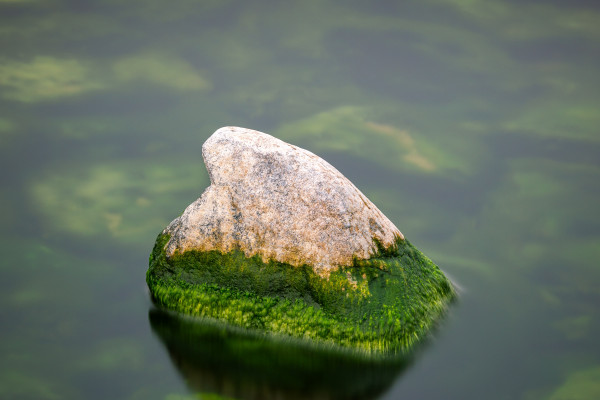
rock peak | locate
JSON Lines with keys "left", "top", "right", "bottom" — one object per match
{"left": 165, "top": 126, "right": 404, "bottom": 274}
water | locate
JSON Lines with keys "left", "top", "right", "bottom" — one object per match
{"left": 1, "top": 1, "right": 599, "bottom": 399}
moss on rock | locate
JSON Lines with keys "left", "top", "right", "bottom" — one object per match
{"left": 147, "top": 232, "right": 455, "bottom": 356}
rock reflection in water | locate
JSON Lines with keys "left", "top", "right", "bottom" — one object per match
{"left": 149, "top": 308, "right": 414, "bottom": 400}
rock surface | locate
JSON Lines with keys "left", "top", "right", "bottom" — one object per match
{"left": 164, "top": 126, "right": 404, "bottom": 274}
{"left": 147, "top": 126, "right": 455, "bottom": 356}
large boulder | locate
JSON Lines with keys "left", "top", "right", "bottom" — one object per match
{"left": 147, "top": 126, "right": 455, "bottom": 356}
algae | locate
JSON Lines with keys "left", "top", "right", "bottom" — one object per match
{"left": 548, "top": 366, "right": 600, "bottom": 400}
{"left": 147, "top": 232, "right": 455, "bottom": 356}
{"left": 275, "top": 106, "right": 487, "bottom": 177}
{"left": 0, "top": 56, "right": 104, "bottom": 103}
{"left": 30, "top": 157, "right": 207, "bottom": 247}
{"left": 112, "top": 52, "right": 211, "bottom": 92}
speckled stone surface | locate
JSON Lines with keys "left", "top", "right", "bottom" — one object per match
{"left": 164, "top": 126, "right": 404, "bottom": 275}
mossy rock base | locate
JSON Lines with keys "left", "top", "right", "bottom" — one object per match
{"left": 147, "top": 232, "right": 456, "bottom": 356}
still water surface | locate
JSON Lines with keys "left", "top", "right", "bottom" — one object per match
{"left": 1, "top": 1, "right": 599, "bottom": 399}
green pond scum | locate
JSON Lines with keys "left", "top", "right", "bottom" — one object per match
{"left": 147, "top": 232, "right": 456, "bottom": 356}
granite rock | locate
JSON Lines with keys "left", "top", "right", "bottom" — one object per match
{"left": 164, "top": 126, "right": 403, "bottom": 275}
{"left": 147, "top": 126, "right": 455, "bottom": 356}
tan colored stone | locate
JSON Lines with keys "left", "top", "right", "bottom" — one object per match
{"left": 164, "top": 126, "right": 404, "bottom": 275}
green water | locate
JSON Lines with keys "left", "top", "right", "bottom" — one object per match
{"left": 1, "top": 0, "right": 599, "bottom": 399}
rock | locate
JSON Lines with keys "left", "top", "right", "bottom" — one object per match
{"left": 165, "top": 126, "right": 403, "bottom": 276}
{"left": 147, "top": 126, "right": 455, "bottom": 356}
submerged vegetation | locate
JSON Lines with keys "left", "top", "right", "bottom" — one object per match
{"left": 147, "top": 232, "right": 455, "bottom": 356}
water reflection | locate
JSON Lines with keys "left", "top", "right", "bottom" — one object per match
{"left": 149, "top": 308, "right": 414, "bottom": 400}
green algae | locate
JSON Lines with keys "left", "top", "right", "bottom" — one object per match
{"left": 147, "top": 232, "right": 455, "bottom": 356}
{"left": 30, "top": 157, "right": 207, "bottom": 247}
{"left": 112, "top": 51, "right": 211, "bottom": 92}
{"left": 0, "top": 56, "right": 105, "bottom": 103}
{"left": 275, "top": 106, "right": 488, "bottom": 177}
{"left": 548, "top": 366, "right": 600, "bottom": 400}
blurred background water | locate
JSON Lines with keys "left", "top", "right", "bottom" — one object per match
{"left": 0, "top": 0, "right": 599, "bottom": 399}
